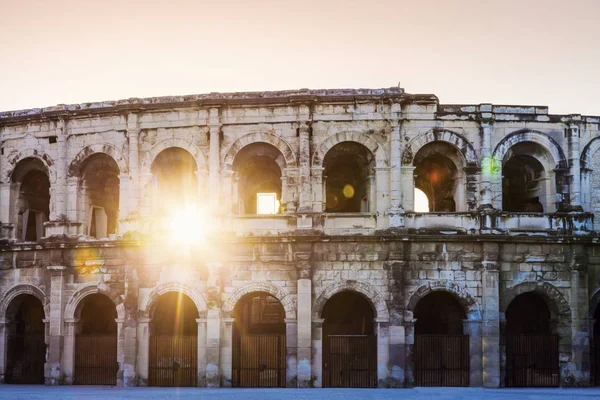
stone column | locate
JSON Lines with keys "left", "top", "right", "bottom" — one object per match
{"left": 311, "top": 318, "right": 324, "bottom": 387}
{"left": 219, "top": 317, "right": 233, "bottom": 387}
{"left": 482, "top": 243, "right": 500, "bottom": 387}
{"left": 0, "top": 321, "right": 7, "bottom": 383}
{"left": 401, "top": 166, "right": 415, "bottom": 212}
{"left": 570, "top": 248, "right": 590, "bottom": 385}
{"left": 311, "top": 167, "right": 325, "bottom": 213}
{"left": 388, "top": 316, "right": 405, "bottom": 387}
{"left": 136, "top": 317, "right": 151, "bottom": 386}
{"left": 285, "top": 319, "right": 298, "bottom": 387}
{"left": 205, "top": 308, "right": 221, "bottom": 387}
{"left": 127, "top": 114, "right": 140, "bottom": 209}
{"left": 375, "top": 318, "right": 390, "bottom": 387}
{"left": 404, "top": 314, "right": 415, "bottom": 387}
{"left": 298, "top": 123, "right": 311, "bottom": 212}
{"left": 297, "top": 266, "right": 312, "bottom": 387}
{"left": 53, "top": 118, "right": 68, "bottom": 221}
{"left": 464, "top": 317, "right": 483, "bottom": 387}
{"left": 62, "top": 318, "right": 79, "bottom": 385}
{"left": 46, "top": 265, "right": 66, "bottom": 385}
{"left": 209, "top": 108, "right": 221, "bottom": 212}
{"left": 196, "top": 318, "right": 207, "bottom": 387}
{"left": 375, "top": 167, "right": 388, "bottom": 229}
{"left": 567, "top": 119, "right": 583, "bottom": 210}
{"left": 479, "top": 114, "right": 494, "bottom": 209}
{"left": 66, "top": 177, "right": 79, "bottom": 225}
{"left": 115, "top": 318, "right": 125, "bottom": 386}
{"left": 388, "top": 120, "right": 404, "bottom": 227}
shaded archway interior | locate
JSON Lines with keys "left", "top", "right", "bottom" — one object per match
{"left": 323, "top": 142, "right": 374, "bottom": 213}
{"left": 11, "top": 158, "right": 50, "bottom": 241}
{"left": 414, "top": 291, "right": 466, "bottom": 335}
{"left": 502, "top": 142, "right": 551, "bottom": 212}
{"left": 321, "top": 291, "right": 377, "bottom": 388}
{"left": 151, "top": 148, "right": 198, "bottom": 213}
{"left": 413, "top": 142, "right": 462, "bottom": 212}
{"left": 151, "top": 292, "right": 199, "bottom": 336}
{"left": 505, "top": 292, "right": 551, "bottom": 335}
{"left": 79, "top": 154, "right": 120, "bottom": 238}
{"left": 593, "top": 303, "right": 600, "bottom": 386}
{"left": 232, "top": 143, "right": 283, "bottom": 214}
{"left": 232, "top": 292, "right": 286, "bottom": 387}
{"left": 4, "top": 294, "right": 45, "bottom": 384}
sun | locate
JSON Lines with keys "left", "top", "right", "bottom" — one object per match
{"left": 166, "top": 204, "right": 212, "bottom": 245}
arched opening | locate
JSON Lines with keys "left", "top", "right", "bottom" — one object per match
{"left": 413, "top": 142, "right": 464, "bottom": 212}
{"left": 323, "top": 142, "right": 374, "bottom": 213}
{"left": 502, "top": 142, "right": 554, "bottom": 212}
{"left": 232, "top": 292, "right": 286, "bottom": 387}
{"left": 74, "top": 293, "right": 117, "bottom": 385}
{"left": 4, "top": 294, "right": 45, "bottom": 384}
{"left": 149, "top": 292, "right": 198, "bottom": 387}
{"left": 151, "top": 148, "right": 198, "bottom": 215}
{"left": 505, "top": 292, "right": 558, "bottom": 387}
{"left": 322, "top": 291, "right": 376, "bottom": 387}
{"left": 232, "top": 143, "right": 283, "bottom": 215}
{"left": 78, "top": 154, "right": 120, "bottom": 238}
{"left": 413, "top": 291, "right": 469, "bottom": 387}
{"left": 11, "top": 158, "right": 50, "bottom": 241}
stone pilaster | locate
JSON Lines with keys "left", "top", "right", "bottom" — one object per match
{"left": 567, "top": 118, "right": 583, "bottom": 211}
{"left": 478, "top": 107, "right": 494, "bottom": 209}
{"left": 570, "top": 245, "right": 590, "bottom": 385}
{"left": 400, "top": 166, "right": 415, "bottom": 212}
{"left": 0, "top": 321, "right": 8, "bottom": 383}
{"left": 297, "top": 261, "right": 312, "bottom": 387}
{"left": 219, "top": 317, "right": 233, "bottom": 387}
{"left": 375, "top": 318, "right": 390, "bottom": 387}
{"left": 46, "top": 265, "right": 66, "bottom": 385}
{"left": 136, "top": 317, "right": 150, "bottom": 386}
{"left": 285, "top": 318, "right": 298, "bottom": 387}
{"left": 62, "top": 318, "right": 78, "bottom": 385}
{"left": 464, "top": 318, "right": 483, "bottom": 387}
{"left": 298, "top": 122, "right": 311, "bottom": 213}
{"left": 311, "top": 318, "right": 324, "bottom": 387}
{"left": 388, "top": 120, "right": 404, "bottom": 227}
{"left": 403, "top": 314, "right": 415, "bottom": 387}
{"left": 482, "top": 243, "right": 500, "bottom": 387}
{"left": 196, "top": 318, "right": 207, "bottom": 387}
{"left": 209, "top": 108, "right": 221, "bottom": 212}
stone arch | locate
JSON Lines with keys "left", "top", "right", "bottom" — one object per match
{"left": 590, "top": 288, "right": 600, "bottom": 318}
{"left": 312, "top": 131, "right": 387, "bottom": 168}
{"left": 500, "top": 281, "right": 570, "bottom": 318}
{"left": 68, "top": 144, "right": 128, "bottom": 177}
{"left": 222, "top": 281, "right": 295, "bottom": 320}
{"left": 0, "top": 284, "right": 48, "bottom": 321}
{"left": 406, "top": 281, "right": 481, "bottom": 319}
{"left": 140, "top": 281, "right": 207, "bottom": 318}
{"left": 144, "top": 138, "right": 208, "bottom": 172}
{"left": 401, "top": 129, "right": 478, "bottom": 167}
{"left": 581, "top": 136, "right": 600, "bottom": 170}
{"left": 312, "top": 280, "right": 389, "bottom": 321}
{"left": 492, "top": 129, "right": 567, "bottom": 169}
{"left": 223, "top": 131, "right": 297, "bottom": 171}
{"left": 64, "top": 284, "right": 125, "bottom": 321}
{"left": 5, "top": 149, "right": 55, "bottom": 183}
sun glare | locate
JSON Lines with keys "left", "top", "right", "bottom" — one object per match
{"left": 414, "top": 188, "right": 430, "bottom": 212}
{"left": 257, "top": 193, "right": 279, "bottom": 215}
{"left": 167, "top": 205, "right": 211, "bottom": 245}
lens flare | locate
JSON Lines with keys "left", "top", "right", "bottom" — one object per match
{"left": 342, "top": 184, "right": 355, "bottom": 199}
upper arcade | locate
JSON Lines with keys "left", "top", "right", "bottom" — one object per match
{"left": 0, "top": 87, "right": 599, "bottom": 243}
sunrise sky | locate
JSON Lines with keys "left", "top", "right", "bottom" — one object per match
{"left": 1, "top": 0, "right": 598, "bottom": 115}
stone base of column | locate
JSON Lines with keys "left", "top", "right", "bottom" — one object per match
{"left": 43, "top": 221, "right": 84, "bottom": 237}
{"left": 44, "top": 362, "right": 61, "bottom": 386}
{"left": 388, "top": 208, "right": 405, "bottom": 228}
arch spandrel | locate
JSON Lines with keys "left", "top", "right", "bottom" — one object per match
{"left": 312, "top": 280, "right": 389, "bottom": 321}
{"left": 223, "top": 132, "right": 297, "bottom": 171}
{"left": 406, "top": 281, "right": 481, "bottom": 320}
{"left": 68, "top": 144, "right": 128, "bottom": 177}
{"left": 402, "top": 129, "right": 478, "bottom": 167}
{"left": 140, "top": 281, "right": 207, "bottom": 318}
{"left": 222, "top": 281, "right": 295, "bottom": 320}
{"left": 64, "top": 283, "right": 125, "bottom": 321}
{"left": 312, "top": 132, "right": 387, "bottom": 168}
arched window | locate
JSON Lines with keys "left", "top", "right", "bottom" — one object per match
{"left": 11, "top": 158, "right": 50, "bottom": 241}
{"left": 232, "top": 143, "right": 283, "bottom": 215}
{"left": 413, "top": 142, "right": 465, "bottom": 212}
{"left": 323, "top": 142, "right": 374, "bottom": 213}
{"left": 151, "top": 148, "right": 198, "bottom": 214}
{"left": 78, "top": 154, "right": 120, "bottom": 238}
{"left": 502, "top": 142, "right": 552, "bottom": 212}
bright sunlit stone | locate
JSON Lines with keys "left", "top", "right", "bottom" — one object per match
{"left": 167, "top": 205, "right": 210, "bottom": 244}
{"left": 414, "top": 188, "right": 430, "bottom": 212}
{"left": 257, "top": 193, "right": 279, "bottom": 214}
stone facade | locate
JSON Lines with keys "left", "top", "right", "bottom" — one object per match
{"left": 0, "top": 87, "right": 599, "bottom": 388}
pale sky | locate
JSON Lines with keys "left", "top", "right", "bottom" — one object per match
{"left": 1, "top": 0, "right": 599, "bottom": 115}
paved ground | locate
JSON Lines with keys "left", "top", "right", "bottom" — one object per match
{"left": 2, "top": 386, "right": 600, "bottom": 400}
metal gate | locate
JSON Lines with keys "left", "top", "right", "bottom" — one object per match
{"left": 232, "top": 334, "right": 285, "bottom": 387}
{"left": 506, "top": 334, "right": 559, "bottom": 387}
{"left": 414, "top": 335, "right": 470, "bottom": 387}
{"left": 323, "top": 335, "right": 377, "bottom": 388}
{"left": 74, "top": 335, "right": 117, "bottom": 385}
{"left": 5, "top": 334, "right": 45, "bottom": 384}
{"left": 149, "top": 335, "right": 197, "bottom": 387}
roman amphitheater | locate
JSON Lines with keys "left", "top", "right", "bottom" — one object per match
{"left": 0, "top": 87, "right": 599, "bottom": 389}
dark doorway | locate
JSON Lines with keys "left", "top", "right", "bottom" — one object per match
{"left": 594, "top": 304, "right": 600, "bottom": 386}
{"left": 149, "top": 292, "right": 198, "bottom": 387}
{"left": 74, "top": 293, "right": 118, "bottom": 385}
{"left": 414, "top": 291, "right": 469, "bottom": 387}
{"left": 505, "top": 292, "right": 559, "bottom": 387}
{"left": 232, "top": 292, "right": 286, "bottom": 387}
{"left": 322, "top": 291, "right": 376, "bottom": 388}
{"left": 5, "top": 294, "right": 46, "bottom": 384}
